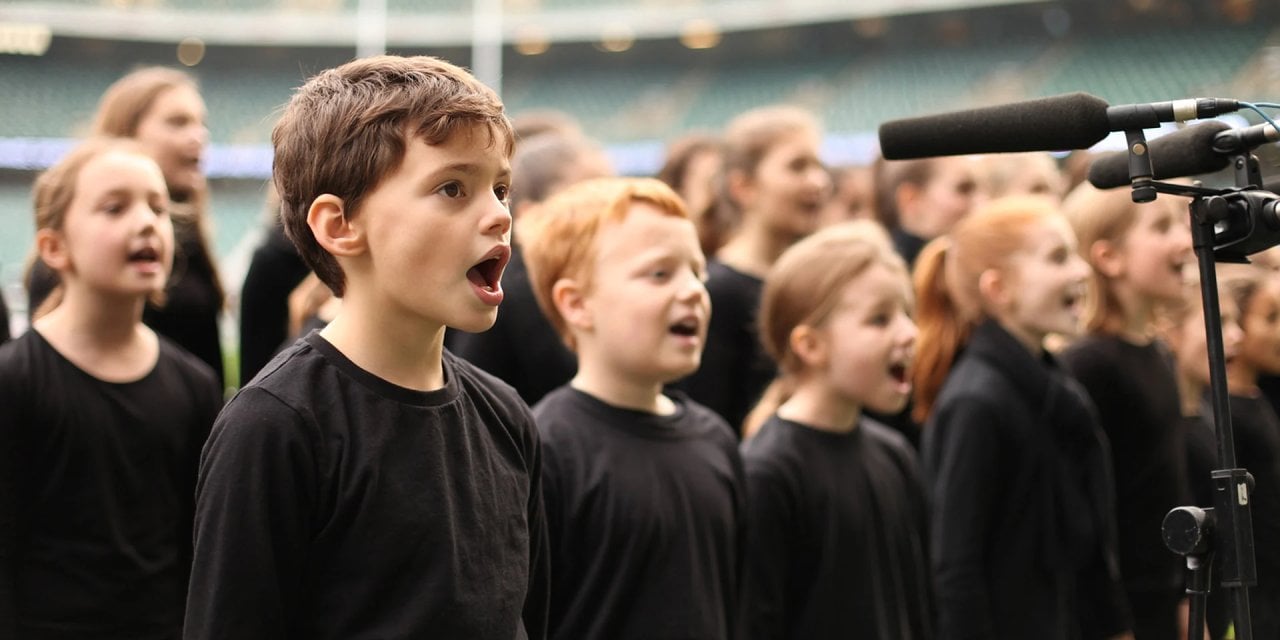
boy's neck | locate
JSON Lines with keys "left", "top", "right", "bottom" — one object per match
{"left": 717, "top": 220, "right": 792, "bottom": 278}
{"left": 34, "top": 289, "right": 157, "bottom": 382}
{"left": 319, "top": 301, "right": 447, "bottom": 392}
{"left": 777, "top": 381, "right": 861, "bottom": 434}
{"left": 569, "top": 367, "right": 674, "bottom": 416}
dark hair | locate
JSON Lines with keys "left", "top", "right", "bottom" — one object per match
{"left": 272, "top": 55, "right": 514, "bottom": 296}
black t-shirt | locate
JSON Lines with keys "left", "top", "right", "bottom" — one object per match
{"left": 0, "top": 330, "right": 221, "bottom": 640}
{"left": 533, "top": 386, "right": 744, "bottom": 640}
{"left": 185, "top": 332, "right": 549, "bottom": 640}
{"left": 1227, "top": 393, "right": 1280, "bottom": 577}
{"left": 1061, "top": 335, "right": 1189, "bottom": 594}
{"left": 741, "top": 415, "right": 934, "bottom": 640}
{"left": 671, "top": 259, "right": 774, "bottom": 436}
{"left": 237, "top": 222, "right": 310, "bottom": 385}
{"left": 448, "top": 245, "right": 576, "bottom": 408}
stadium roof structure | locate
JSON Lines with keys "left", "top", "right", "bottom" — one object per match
{"left": 4, "top": 0, "right": 1044, "bottom": 47}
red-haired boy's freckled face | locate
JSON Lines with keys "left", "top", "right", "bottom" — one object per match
{"left": 355, "top": 126, "right": 513, "bottom": 333}
{"left": 134, "top": 85, "right": 208, "bottom": 197}
{"left": 59, "top": 151, "right": 174, "bottom": 299}
{"left": 579, "top": 202, "right": 710, "bottom": 387}
{"left": 812, "top": 264, "right": 917, "bottom": 415}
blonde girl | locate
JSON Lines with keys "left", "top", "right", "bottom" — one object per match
{"left": 914, "top": 196, "right": 1132, "bottom": 640}
{"left": 0, "top": 138, "right": 221, "bottom": 637}
{"left": 741, "top": 220, "right": 932, "bottom": 640}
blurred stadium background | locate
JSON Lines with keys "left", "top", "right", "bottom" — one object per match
{"left": 1, "top": 0, "right": 1278, "bottom": 338}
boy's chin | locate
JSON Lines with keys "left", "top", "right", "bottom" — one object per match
{"left": 450, "top": 313, "right": 499, "bottom": 334}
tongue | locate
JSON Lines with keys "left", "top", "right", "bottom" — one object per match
{"left": 467, "top": 265, "right": 488, "bottom": 289}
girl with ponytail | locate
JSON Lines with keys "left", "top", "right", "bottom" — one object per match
{"left": 740, "top": 220, "right": 932, "bottom": 639}
{"left": 915, "top": 196, "right": 1133, "bottom": 640}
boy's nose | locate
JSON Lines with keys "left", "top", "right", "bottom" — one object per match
{"left": 483, "top": 199, "right": 513, "bottom": 238}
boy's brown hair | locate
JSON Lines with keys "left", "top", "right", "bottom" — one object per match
{"left": 519, "top": 177, "right": 689, "bottom": 351}
{"left": 272, "top": 55, "right": 514, "bottom": 296}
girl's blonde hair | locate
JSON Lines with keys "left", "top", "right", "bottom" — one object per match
{"left": 912, "top": 195, "right": 1063, "bottom": 423}
{"left": 742, "top": 220, "right": 906, "bottom": 437}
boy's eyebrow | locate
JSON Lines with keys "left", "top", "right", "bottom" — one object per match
{"left": 429, "top": 162, "right": 512, "bottom": 179}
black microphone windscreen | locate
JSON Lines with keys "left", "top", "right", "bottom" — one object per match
{"left": 878, "top": 92, "right": 1111, "bottom": 160}
{"left": 1087, "top": 121, "right": 1233, "bottom": 189}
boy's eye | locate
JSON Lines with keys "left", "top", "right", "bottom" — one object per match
{"left": 439, "top": 182, "right": 463, "bottom": 198}
{"left": 494, "top": 184, "right": 510, "bottom": 203}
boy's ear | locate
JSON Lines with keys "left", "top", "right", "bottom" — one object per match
{"left": 788, "top": 324, "right": 827, "bottom": 369}
{"left": 552, "top": 278, "right": 592, "bottom": 333}
{"left": 35, "top": 228, "right": 71, "bottom": 273}
{"left": 308, "top": 194, "right": 365, "bottom": 257}
{"left": 1090, "top": 238, "right": 1125, "bottom": 279}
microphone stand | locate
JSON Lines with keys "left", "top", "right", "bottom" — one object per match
{"left": 1125, "top": 130, "right": 1262, "bottom": 640}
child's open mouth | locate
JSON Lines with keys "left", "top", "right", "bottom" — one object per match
{"left": 467, "top": 246, "right": 510, "bottom": 305}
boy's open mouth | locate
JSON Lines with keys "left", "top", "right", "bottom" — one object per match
{"left": 467, "top": 247, "right": 510, "bottom": 293}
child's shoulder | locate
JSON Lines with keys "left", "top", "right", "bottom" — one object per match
{"left": 443, "top": 349, "right": 531, "bottom": 422}
{"left": 860, "top": 418, "right": 921, "bottom": 468}
{"left": 155, "top": 333, "right": 220, "bottom": 390}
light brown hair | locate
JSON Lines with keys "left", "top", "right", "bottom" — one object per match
{"left": 272, "top": 55, "right": 514, "bottom": 296}
{"left": 711, "top": 105, "right": 821, "bottom": 244}
{"left": 743, "top": 220, "right": 907, "bottom": 437}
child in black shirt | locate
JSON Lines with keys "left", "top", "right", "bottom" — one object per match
{"left": 1219, "top": 266, "right": 1280, "bottom": 638}
{"left": 740, "top": 221, "right": 933, "bottom": 640}
{"left": 915, "top": 196, "right": 1132, "bottom": 640}
{"left": 520, "top": 177, "right": 745, "bottom": 640}
{"left": 185, "top": 56, "right": 548, "bottom": 640}
{"left": 0, "top": 138, "right": 221, "bottom": 638}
